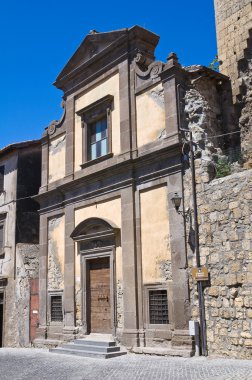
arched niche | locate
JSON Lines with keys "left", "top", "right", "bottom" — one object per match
{"left": 70, "top": 217, "right": 120, "bottom": 253}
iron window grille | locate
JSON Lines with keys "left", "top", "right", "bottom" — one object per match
{"left": 50, "top": 295, "right": 63, "bottom": 322}
{"left": 149, "top": 289, "right": 169, "bottom": 324}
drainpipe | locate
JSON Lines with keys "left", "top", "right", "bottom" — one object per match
{"left": 189, "top": 130, "right": 208, "bottom": 356}
{"left": 177, "top": 82, "right": 207, "bottom": 356}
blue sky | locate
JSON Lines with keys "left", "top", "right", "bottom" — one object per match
{"left": 0, "top": 0, "right": 217, "bottom": 148}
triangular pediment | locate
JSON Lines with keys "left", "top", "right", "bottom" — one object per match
{"left": 55, "top": 29, "right": 128, "bottom": 85}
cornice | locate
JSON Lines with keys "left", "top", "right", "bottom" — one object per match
{"left": 35, "top": 141, "right": 182, "bottom": 213}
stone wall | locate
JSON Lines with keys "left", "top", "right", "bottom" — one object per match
{"left": 188, "top": 169, "right": 252, "bottom": 358}
{"left": 4, "top": 243, "right": 39, "bottom": 347}
{"left": 214, "top": 0, "right": 252, "bottom": 166}
{"left": 214, "top": 0, "right": 252, "bottom": 98}
{"left": 182, "top": 66, "right": 252, "bottom": 358}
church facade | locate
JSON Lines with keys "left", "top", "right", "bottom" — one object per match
{"left": 34, "top": 26, "right": 233, "bottom": 352}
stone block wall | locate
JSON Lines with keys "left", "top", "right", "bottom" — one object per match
{"left": 214, "top": 0, "right": 252, "bottom": 166}
{"left": 188, "top": 168, "right": 252, "bottom": 358}
{"left": 214, "top": 0, "right": 252, "bottom": 98}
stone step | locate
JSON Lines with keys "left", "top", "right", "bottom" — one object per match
{"left": 50, "top": 335, "right": 127, "bottom": 359}
{"left": 61, "top": 343, "right": 120, "bottom": 353}
{"left": 50, "top": 347, "right": 127, "bottom": 359}
{"left": 74, "top": 339, "right": 116, "bottom": 347}
{"left": 132, "top": 346, "right": 193, "bottom": 358}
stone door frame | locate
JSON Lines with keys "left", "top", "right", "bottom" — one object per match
{"left": 80, "top": 247, "right": 116, "bottom": 336}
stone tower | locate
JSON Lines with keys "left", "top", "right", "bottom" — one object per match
{"left": 214, "top": 0, "right": 252, "bottom": 99}
{"left": 214, "top": 0, "right": 252, "bottom": 166}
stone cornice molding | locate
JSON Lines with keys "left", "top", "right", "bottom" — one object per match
{"left": 133, "top": 51, "right": 164, "bottom": 80}
{"left": 44, "top": 101, "right": 66, "bottom": 137}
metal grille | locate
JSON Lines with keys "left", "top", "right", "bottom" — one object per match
{"left": 51, "top": 295, "right": 63, "bottom": 322}
{"left": 149, "top": 290, "right": 168, "bottom": 324}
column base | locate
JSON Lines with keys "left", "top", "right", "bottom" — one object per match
{"left": 171, "top": 329, "right": 194, "bottom": 348}
{"left": 119, "top": 329, "right": 141, "bottom": 348}
{"left": 35, "top": 325, "right": 47, "bottom": 340}
{"left": 63, "top": 326, "right": 79, "bottom": 342}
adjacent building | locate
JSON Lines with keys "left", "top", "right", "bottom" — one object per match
{"left": 0, "top": 141, "right": 41, "bottom": 347}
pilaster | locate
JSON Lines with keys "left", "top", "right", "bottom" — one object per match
{"left": 121, "top": 186, "right": 139, "bottom": 347}
{"left": 65, "top": 96, "right": 75, "bottom": 180}
{"left": 119, "top": 61, "right": 132, "bottom": 157}
{"left": 160, "top": 53, "right": 186, "bottom": 146}
{"left": 167, "top": 168, "right": 192, "bottom": 347}
{"left": 37, "top": 214, "right": 48, "bottom": 338}
{"left": 63, "top": 205, "right": 76, "bottom": 340}
{"left": 40, "top": 138, "right": 48, "bottom": 193}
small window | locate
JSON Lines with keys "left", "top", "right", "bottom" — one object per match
{"left": 50, "top": 295, "right": 63, "bottom": 322}
{"left": 0, "top": 166, "right": 4, "bottom": 193}
{"left": 149, "top": 289, "right": 168, "bottom": 324}
{"left": 0, "top": 225, "right": 3, "bottom": 252}
{"left": 0, "top": 216, "right": 6, "bottom": 258}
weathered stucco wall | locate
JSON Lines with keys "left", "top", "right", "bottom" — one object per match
{"left": 75, "top": 73, "right": 120, "bottom": 171}
{"left": 3, "top": 244, "right": 39, "bottom": 347}
{"left": 48, "top": 134, "right": 66, "bottom": 183}
{"left": 188, "top": 169, "right": 252, "bottom": 358}
{"left": 140, "top": 185, "right": 171, "bottom": 284}
{"left": 136, "top": 83, "right": 165, "bottom": 147}
{"left": 74, "top": 197, "right": 122, "bottom": 326}
{"left": 0, "top": 153, "right": 17, "bottom": 347}
{"left": 15, "top": 243, "right": 39, "bottom": 347}
{"left": 0, "top": 152, "right": 18, "bottom": 207}
{"left": 47, "top": 215, "right": 65, "bottom": 291}
{"left": 0, "top": 211, "right": 16, "bottom": 278}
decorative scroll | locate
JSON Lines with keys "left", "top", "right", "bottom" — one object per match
{"left": 47, "top": 100, "right": 66, "bottom": 136}
{"left": 133, "top": 52, "right": 164, "bottom": 80}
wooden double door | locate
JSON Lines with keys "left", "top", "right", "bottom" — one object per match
{"left": 86, "top": 257, "right": 112, "bottom": 334}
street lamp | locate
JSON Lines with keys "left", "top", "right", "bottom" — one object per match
{"left": 171, "top": 192, "right": 191, "bottom": 220}
{"left": 171, "top": 192, "right": 182, "bottom": 211}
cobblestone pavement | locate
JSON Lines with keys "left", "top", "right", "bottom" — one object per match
{"left": 0, "top": 348, "right": 252, "bottom": 380}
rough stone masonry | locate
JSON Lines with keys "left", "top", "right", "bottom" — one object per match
{"left": 188, "top": 167, "right": 252, "bottom": 358}
{"left": 214, "top": 0, "right": 252, "bottom": 166}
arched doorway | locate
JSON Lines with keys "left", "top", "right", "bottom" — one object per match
{"left": 71, "top": 218, "right": 120, "bottom": 335}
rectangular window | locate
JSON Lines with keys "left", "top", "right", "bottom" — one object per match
{"left": 50, "top": 295, "right": 63, "bottom": 322}
{"left": 77, "top": 95, "right": 113, "bottom": 166}
{"left": 0, "top": 166, "right": 4, "bottom": 193}
{"left": 149, "top": 289, "right": 168, "bottom": 324}
{"left": 89, "top": 117, "right": 108, "bottom": 160}
{"left": 0, "top": 226, "right": 3, "bottom": 252}
{"left": 0, "top": 215, "right": 6, "bottom": 258}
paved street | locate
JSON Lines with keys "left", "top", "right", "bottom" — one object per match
{"left": 0, "top": 348, "right": 252, "bottom": 380}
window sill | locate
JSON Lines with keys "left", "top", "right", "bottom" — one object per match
{"left": 48, "top": 321, "right": 63, "bottom": 326}
{"left": 80, "top": 153, "right": 114, "bottom": 169}
{"left": 145, "top": 323, "right": 171, "bottom": 329}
